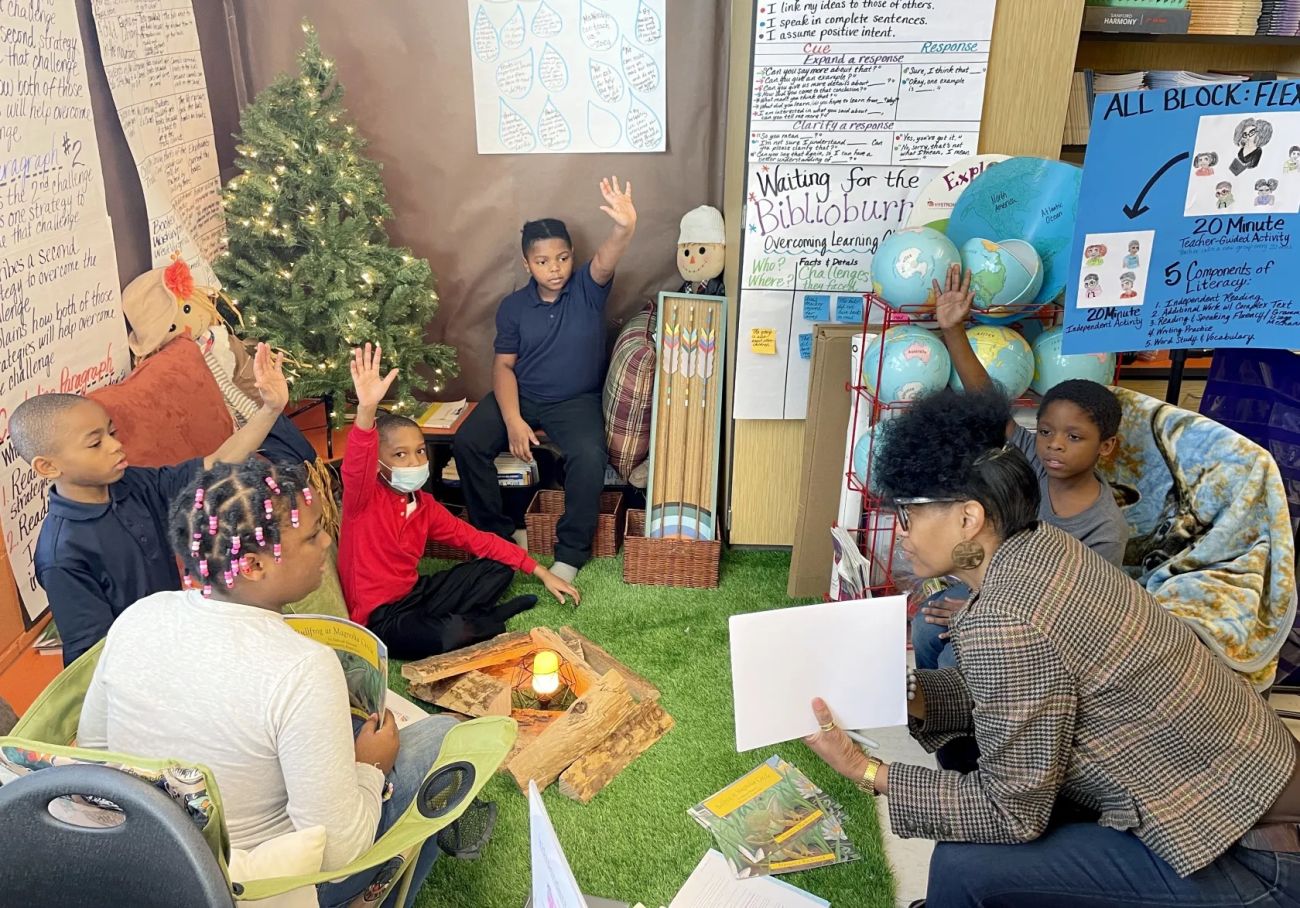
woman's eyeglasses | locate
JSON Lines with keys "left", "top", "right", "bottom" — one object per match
{"left": 892, "top": 497, "right": 962, "bottom": 532}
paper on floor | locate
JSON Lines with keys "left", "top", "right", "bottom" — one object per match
{"left": 669, "top": 850, "right": 829, "bottom": 907}
{"left": 729, "top": 597, "right": 907, "bottom": 752}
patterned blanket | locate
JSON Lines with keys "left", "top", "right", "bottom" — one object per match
{"left": 1102, "top": 388, "right": 1297, "bottom": 690}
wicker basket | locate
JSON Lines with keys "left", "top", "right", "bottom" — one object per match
{"left": 525, "top": 490, "right": 625, "bottom": 558}
{"left": 622, "top": 509, "right": 721, "bottom": 588}
{"left": 423, "top": 505, "right": 470, "bottom": 562}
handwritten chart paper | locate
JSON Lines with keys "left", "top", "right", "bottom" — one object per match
{"left": 0, "top": 0, "right": 129, "bottom": 623}
{"left": 749, "top": 0, "right": 996, "bottom": 166}
{"left": 92, "top": 0, "right": 224, "bottom": 286}
{"left": 734, "top": 164, "right": 925, "bottom": 419}
{"left": 734, "top": 0, "right": 997, "bottom": 420}
{"left": 467, "top": 0, "right": 667, "bottom": 154}
{"left": 1063, "top": 81, "right": 1300, "bottom": 354}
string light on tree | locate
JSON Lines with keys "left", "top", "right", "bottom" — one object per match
{"left": 215, "top": 19, "right": 456, "bottom": 423}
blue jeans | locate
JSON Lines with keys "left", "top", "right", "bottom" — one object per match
{"left": 927, "top": 822, "right": 1300, "bottom": 907}
{"left": 317, "top": 714, "right": 460, "bottom": 908}
{"left": 912, "top": 583, "right": 968, "bottom": 670}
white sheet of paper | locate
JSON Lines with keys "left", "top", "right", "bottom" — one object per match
{"left": 530, "top": 780, "right": 588, "bottom": 908}
{"left": 729, "top": 597, "right": 908, "bottom": 752}
{"left": 669, "top": 850, "right": 829, "bottom": 908}
{"left": 385, "top": 689, "right": 427, "bottom": 729}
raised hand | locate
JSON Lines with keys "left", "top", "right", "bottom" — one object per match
{"left": 598, "top": 176, "right": 636, "bottom": 230}
{"left": 252, "top": 342, "right": 290, "bottom": 412}
{"left": 933, "top": 262, "right": 973, "bottom": 332}
{"left": 350, "top": 343, "right": 399, "bottom": 409}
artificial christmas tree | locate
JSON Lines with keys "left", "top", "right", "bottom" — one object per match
{"left": 216, "top": 21, "right": 455, "bottom": 421}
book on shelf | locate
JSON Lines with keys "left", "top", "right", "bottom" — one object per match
{"left": 1082, "top": 5, "right": 1191, "bottom": 34}
{"left": 440, "top": 454, "right": 538, "bottom": 487}
{"left": 1063, "top": 69, "right": 1250, "bottom": 146}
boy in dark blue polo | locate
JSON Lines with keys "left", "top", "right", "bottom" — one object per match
{"left": 9, "top": 343, "right": 291, "bottom": 665}
{"left": 454, "top": 177, "right": 637, "bottom": 583}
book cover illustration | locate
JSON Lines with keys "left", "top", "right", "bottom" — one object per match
{"left": 688, "top": 755, "right": 859, "bottom": 878}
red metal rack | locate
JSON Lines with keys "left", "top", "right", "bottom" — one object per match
{"left": 838, "top": 292, "right": 1067, "bottom": 598}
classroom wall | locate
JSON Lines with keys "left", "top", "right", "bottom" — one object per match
{"left": 229, "top": 0, "right": 731, "bottom": 399}
{"left": 0, "top": 1, "right": 244, "bottom": 663}
{"left": 724, "top": 0, "right": 1088, "bottom": 545}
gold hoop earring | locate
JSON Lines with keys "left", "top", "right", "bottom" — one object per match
{"left": 952, "top": 540, "right": 985, "bottom": 570}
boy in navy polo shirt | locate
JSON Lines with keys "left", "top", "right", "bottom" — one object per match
{"left": 454, "top": 176, "right": 637, "bottom": 582}
{"left": 9, "top": 343, "right": 291, "bottom": 665}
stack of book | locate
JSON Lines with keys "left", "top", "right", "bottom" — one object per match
{"left": 1083, "top": 4, "right": 1192, "bottom": 34}
{"left": 1063, "top": 70, "right": 1147, "bottom": 145}
{"left": 1257, "top": 0, "right": 1300, "bottom": 35}
{"left": 440, "top": 454, "right": 538, "bottom": 487}
{"left": 1188, "top": 0, "right": 1263, "bottom": 34}
{"left": 1064, "top": 70, "right": 1265, "bottom": 146}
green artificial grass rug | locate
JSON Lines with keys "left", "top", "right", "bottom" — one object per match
{"left": 389, "top": 551, "right": 896, "bottom": 908}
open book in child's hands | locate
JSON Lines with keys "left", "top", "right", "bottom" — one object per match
{"left": 284, "top": 614, "right": 389, "bottom": 726}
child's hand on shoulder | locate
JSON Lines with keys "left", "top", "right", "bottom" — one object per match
{"left": 599, "top": 175, "right": 636, "bottom": 231}
{"left": 535, "top": 565, "right": 581, "bottom": 607}
{"left": 932, "top": 263, "right": 973, "bottom": 332}
{"left": 350, "top": 343, "right": 399, "bottom": 409}
{"left": 253, "top": 342, "right": 290, "bottom": 412}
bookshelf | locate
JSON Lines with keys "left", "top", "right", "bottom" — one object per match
{"left": 1082, "top": 32, "right": 1300, "bottom": 47}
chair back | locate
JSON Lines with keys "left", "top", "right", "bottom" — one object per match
{"left": 0, "top": 763, "right": 232, "bottom": 907}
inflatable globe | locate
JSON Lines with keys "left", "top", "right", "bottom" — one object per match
{"left": 861, "top": 326, "right": 951, "bottom": 403}
{"left": 959, "top": 238, "right": 1045, "bottom": 324}
{"left": 852, "top": 424, "right": 883, "bottom": 492}
{"left": 871, "top": 227, "right": 961, "bottom": 309}
{"left": 1030, "top": 327, "right": 1117, "bottom": 395}
{"left": 949, "top": 325, "right": 1034, "bottom": 400}
{"left": 947, "top": 157, "right": 1082, "bottom": 305}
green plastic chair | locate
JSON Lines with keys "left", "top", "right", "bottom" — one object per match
{"left": 2, "top": 640, "right": 517, "bottom": 904}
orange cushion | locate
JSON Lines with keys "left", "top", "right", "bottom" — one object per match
{"left": 89, "top": 339, "right": 234, "bottom": 468}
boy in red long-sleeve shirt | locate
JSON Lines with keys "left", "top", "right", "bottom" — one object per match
{"left": 339, "top": 344, "right": 579, "bottom": 659}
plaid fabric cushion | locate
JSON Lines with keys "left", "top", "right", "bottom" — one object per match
{"left": 602, "top": 304, "right": 656, "bottom": 481}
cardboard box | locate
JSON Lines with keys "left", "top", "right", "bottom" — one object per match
{"left": 787, "top": 325, "right": 874, "bottom": 599}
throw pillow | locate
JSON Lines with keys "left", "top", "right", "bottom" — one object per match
{"left": 228, "top": 825, "right": 327, "bottom": 908}
{"left": 89, "top": 338, "right": 235, "bottom": 467}
{"left": 602, "top": 304, "right": 656, "bottom": 481}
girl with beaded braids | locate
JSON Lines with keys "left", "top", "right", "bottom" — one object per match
{"left": 798, "top": 387, "right": 1300, "bottom": 908}
{"left": 78, "top": 458, "right": 462, "bottom": 904}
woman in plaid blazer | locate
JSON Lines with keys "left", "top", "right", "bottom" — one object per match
{"left": 805, "top": 387, "right": 1300, "bottom": 907}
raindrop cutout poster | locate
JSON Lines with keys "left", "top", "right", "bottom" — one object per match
{"left": 467, "top": 0, "right": 667, "bottom": 154}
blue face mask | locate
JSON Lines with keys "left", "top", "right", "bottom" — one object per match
{"left": 382, "top": 461, "right": 429, "bottom": 494}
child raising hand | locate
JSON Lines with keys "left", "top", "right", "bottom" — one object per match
{"left": 454, "top": 177, "right": 637, "bottom": 584}
{"left": 338, "top": 343, "right": 579, "bottom": 661}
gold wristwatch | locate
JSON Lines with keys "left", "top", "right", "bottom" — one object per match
{"left": 856, "top": 756, "right": 883, "bottom": 796}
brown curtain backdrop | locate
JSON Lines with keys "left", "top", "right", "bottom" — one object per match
{"left": 228, "top": 0, "right": 730, "bottom": 400}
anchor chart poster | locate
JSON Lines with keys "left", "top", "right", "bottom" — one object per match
{"left": 467, "top": 0, "right": 667, "bottom": 154}
{"left": 1063, "top": 80, "right": 1300, "bottom": 354}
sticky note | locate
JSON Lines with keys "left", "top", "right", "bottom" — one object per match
{"left": 802, "top": 294, "right": 831, "bottom": 321}
{"left": 798, "top": 333, "right": 813, "bottom": 360}
{"left": 750, "top": 328, "right": 778, "bottom": 355}
{"left": 835, "top": 295, "right": 865, "bottom": 324}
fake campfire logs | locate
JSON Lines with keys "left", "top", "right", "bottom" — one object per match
{"left": 401, "top": 627, "right": 674, "bottom": 803}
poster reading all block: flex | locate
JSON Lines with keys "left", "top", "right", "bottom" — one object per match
{"left": 1062, "top": 80, "right": 1300, "bottom": 355}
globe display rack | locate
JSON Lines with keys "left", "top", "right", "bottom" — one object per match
{"left": 841, "top": 292, "right": 1065, "bottom": 598}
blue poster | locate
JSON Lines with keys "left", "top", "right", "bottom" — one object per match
{"left": 1062, "top": 80, "right": 1300, "bottom": 355}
